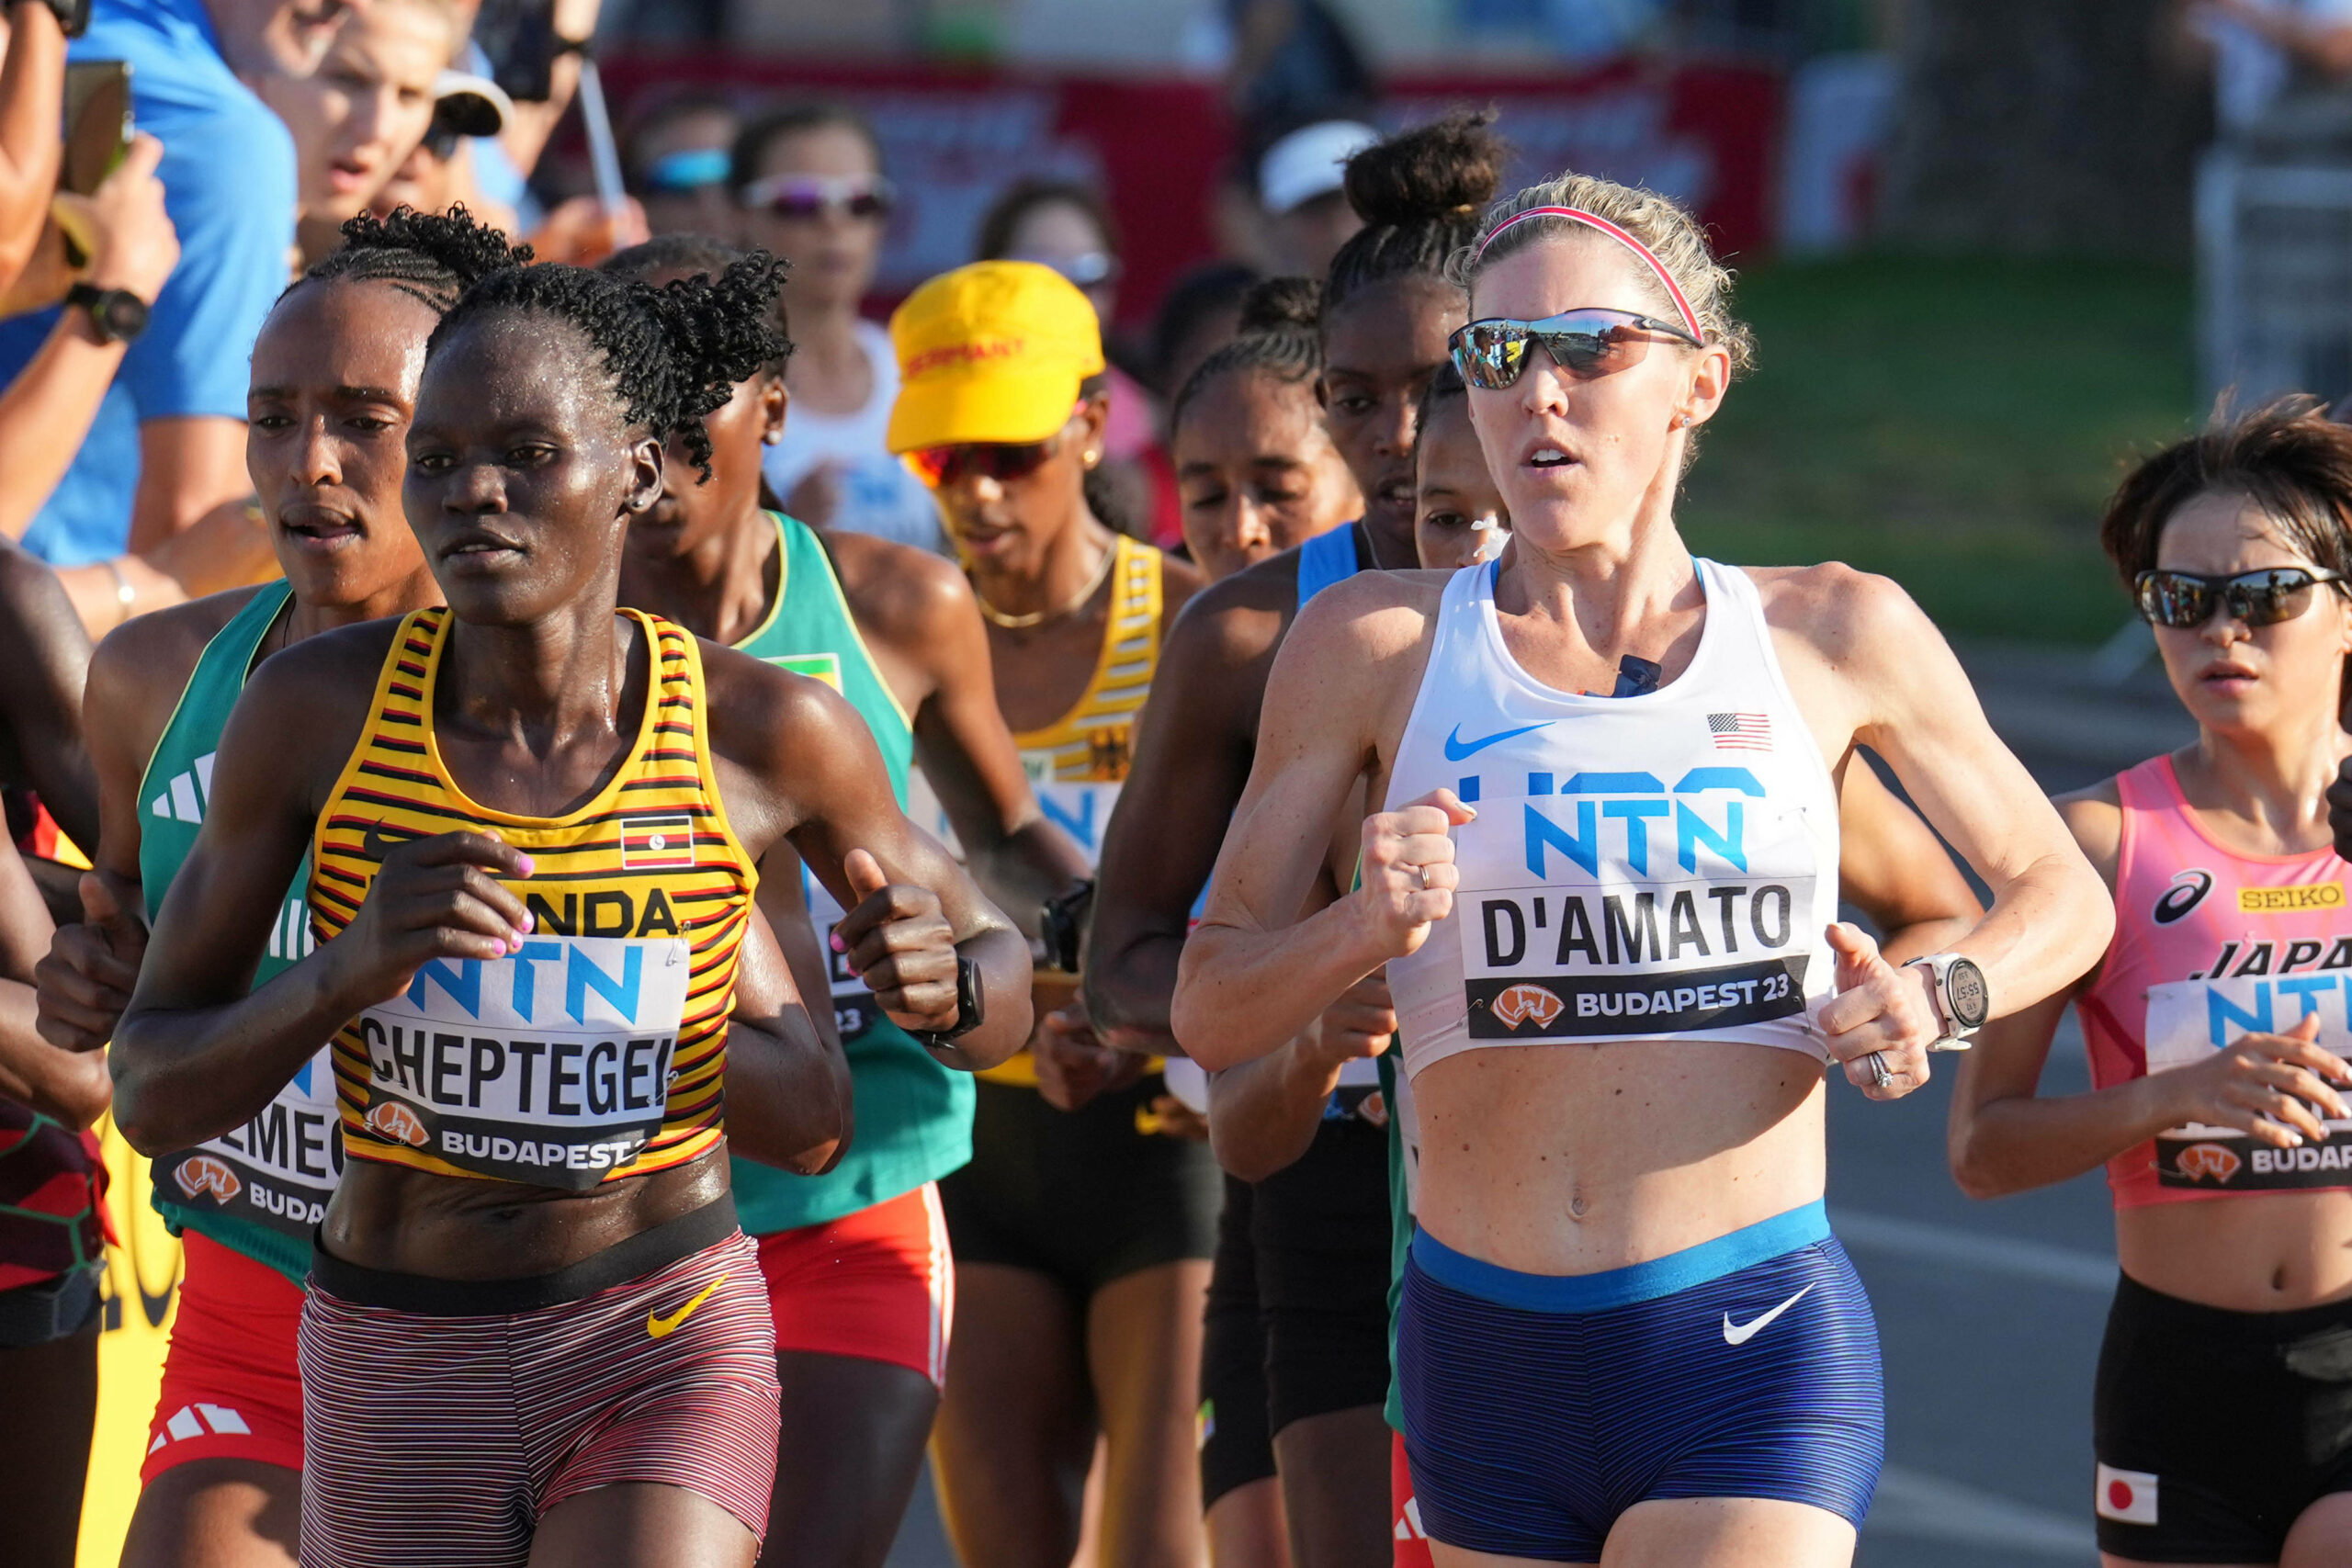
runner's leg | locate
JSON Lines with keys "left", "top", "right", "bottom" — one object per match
{"left": 761, "top": 1353, "right": 937, "bottom": 1568}
{"left": 2280, "top": 1490, "right": 2352, "bottom": 1568}
{"left": 1271, "top": 1407, "right": 1391, "bottom": 1568}
{"left": 0, "top": 1321, "right": 96, "bottom": 1568}
{"left": 1086, "top": 1258, "right": 1214, "bottom": 1568}
{"left": 931, "top": 1261, "right": 1095, "bottom": 1568}
{"left": 1589, "top": 1497, "right": 1854, "bottom": 1568}
{"left": 531, "top": 1483, "right": 761, "bottom": 1568}
{"left": 120, "top": 1462, "right": 301, "bottom": 1568}
{"left": 1212, "top": 1480, "right": 1293, "bottom": 1568}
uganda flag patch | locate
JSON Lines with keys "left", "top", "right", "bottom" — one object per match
{"left": 621, "top": 813, "right": 697, "bottom": 869}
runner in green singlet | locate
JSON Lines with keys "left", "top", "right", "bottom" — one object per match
{"left": 32, "top": 209, "right": 521, "bottom": 1568}
{"left": 605, "top": 235, "right": 1090, "bottom": 1568}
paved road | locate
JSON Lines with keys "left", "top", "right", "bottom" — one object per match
{"left": 882, "top": 637, "right": 2198, "bottom": 1568}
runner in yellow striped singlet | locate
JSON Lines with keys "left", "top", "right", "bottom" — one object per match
{"left": 109, "top": 254, "right": 1033, "bottom": 1568}
{"left": 887, "top": 260, "right": 1219, "bottom": 1568}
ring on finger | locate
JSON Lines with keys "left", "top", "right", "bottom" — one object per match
{"left": 1866, "top": 1051, "right": 1893, "bottom": 1090}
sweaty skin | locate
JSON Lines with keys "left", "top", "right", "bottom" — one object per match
{"left": 109, "top": 310, "right": 1032, "bottom": 1292}
{"left": 1174, "top": 363, "right": 1359, "bottom": 583}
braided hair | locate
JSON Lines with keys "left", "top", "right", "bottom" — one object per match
{"left": 292, "top": 205, "right": 529, "bottom": 315}
{"left": 1324, "top": 110, "right": 1508, "bottom": 319}
{"left": 1170, "top": 276, "right": 1324, "bottom": 433}
{"left": 600, "top": 235, "right": 795, "bottom": 377}
{"left": 428, "top": 252, "right": 790, "bottom": 482}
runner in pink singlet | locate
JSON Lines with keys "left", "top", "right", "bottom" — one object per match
{"left": 1951, "top": 399, "right": 2352, "bottom": 1568}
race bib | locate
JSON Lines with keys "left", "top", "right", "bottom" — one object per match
{"left": 154, "top": 1046, "right": 339, "bottom": 1237}
{"left": 352, "top": 936, "right": 691, "bottom": 1190}
{"left": 1453, "top": 781, "right": 1819, "bottom": 1043}
{"left": 2145, "top": 974, "right": 2352, "bottom": 1191}
{"left": 804, "top": 869, "right": 882, "bottom": 1039}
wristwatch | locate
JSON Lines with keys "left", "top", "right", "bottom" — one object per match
{"left": 1906, "top": 952, "right": 1990, "bottom": 1050}
{"left": 26, "top": 0, "right": 91, "bottom": 39}
{"left": 67, "top": 282, "right": 150, "bottom": 345}
{"left": 912, "top": 955, "right": 987, "bottom": 1055}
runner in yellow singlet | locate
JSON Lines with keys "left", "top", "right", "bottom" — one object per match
{"left": 109, "top": 254, "right": 1034, "bottom": 1568}
{"left": 890, "top": 261, "right": 1216, "bottom": 1568}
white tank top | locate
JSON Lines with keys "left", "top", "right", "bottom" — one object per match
{"left": 1385, "top": 558, "right": 1841, "bottom": 1080}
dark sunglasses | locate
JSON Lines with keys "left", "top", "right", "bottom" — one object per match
{"left": 2134, "top": 566, "right": 2347, "bottom": 629}
{"left": 908, "top": 406, "right": 1083, "bottom": 490}
{"left": 741, "top": 173, "right": 896, "bottom": 222}
{"left": 1450, "top": 308, "right": 1703, "bottom": 390}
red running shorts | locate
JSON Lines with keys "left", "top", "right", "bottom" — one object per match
{"left": 143, "top": 1231, "right": 307, "bottom": 1483}
{"left": 755, "top": 1181, "right": 953, "bottom": 1385}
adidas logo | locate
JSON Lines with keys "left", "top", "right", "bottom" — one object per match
{"left": 149, "top": 751, "right": 217, "bottom": 824}
{"left": 149, "top": 1403, "right": 252, "bottom": 1453}
{"left": 1394, "top": 1498, "right": 1427, "bottom": 1542}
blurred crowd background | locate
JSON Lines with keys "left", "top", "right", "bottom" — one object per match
{"left": 16, "top": 0, "right": 2350, "bottom": 660}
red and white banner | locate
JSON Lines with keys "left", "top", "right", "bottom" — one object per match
{"left": 594, "top": 56, "right": 1785, "bottom": 331}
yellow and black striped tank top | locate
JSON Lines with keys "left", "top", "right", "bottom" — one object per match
{"left": 980, "top": 533, "right": 1165, "bottom": 1089}
{"left": 309, "top": 608, "right": 756, "bottom": 1190}
{"left": 1012, "top": 532, "right": 1163, "bottom": 785}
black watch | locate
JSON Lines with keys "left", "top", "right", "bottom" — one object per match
{"left": 25, "top": 0, "right": 90, "bottom": 39}
{"left": 67, "top": 283, "right": 149, "bottom": 346}
{"left": 912, "top": 955, "right": 986, "bottom": 1054}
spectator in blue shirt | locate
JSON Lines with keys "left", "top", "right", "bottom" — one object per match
{"left": 0, "top": 0, "right": 317, "bottom": 571}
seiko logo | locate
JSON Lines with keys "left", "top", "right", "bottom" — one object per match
{"left": 2153, "top": 869, "right": 2212, "bottom": 925}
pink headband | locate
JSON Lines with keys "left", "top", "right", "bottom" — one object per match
{"left": 1474, "top": 206, "right": 1702, "bottom": 343}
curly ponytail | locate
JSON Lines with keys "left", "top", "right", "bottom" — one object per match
{"left": 1170, "top": 276, "right": 1324, "bottom": 434}
{"left": 295, "top": 205, "right": 529, "bottom": 315}
{"left": 429, "top": 252, "right": 790, "bottom": 481}
{"left": 1324, "top": 110, "right": 1508, "bottom": 318}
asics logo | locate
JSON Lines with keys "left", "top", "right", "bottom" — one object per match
{"left": 647, "top": 1274, "right": 728, "bottom": 1339}
{"left": 1442, "top": 721, "right": 1551, "bottom": 761}
{"left": 1722, "top": 1283, "right": 1813, "bottom": 1346}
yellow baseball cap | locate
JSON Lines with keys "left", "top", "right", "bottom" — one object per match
{"left": 887, "top": 261, "right": 1105, "bottom": 455}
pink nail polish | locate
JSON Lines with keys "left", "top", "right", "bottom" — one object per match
{"left": 830, "top": 932, "right": 846, "bottom": 953}
{"left": 515, "top": 854, "right": 536, "bottom": 876}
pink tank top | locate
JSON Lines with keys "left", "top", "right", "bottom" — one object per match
{"left": 2082, "top": 755, "right": 2352, "bottom": 1208}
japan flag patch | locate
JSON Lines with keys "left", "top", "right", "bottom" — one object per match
{"left": 2096, "top": 1462, "right": 2158, "bottom": 1525}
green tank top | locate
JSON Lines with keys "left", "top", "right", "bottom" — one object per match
{"left": 726, "top": 513, "right": 973, "bottom": 1235}
{"left": 137, "top": 581, "right": 333, "bottom": 1284}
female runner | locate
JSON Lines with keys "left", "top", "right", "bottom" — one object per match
{"left": 604, "top": 233, "right": 1089, "bottom": 1568}
{"left": 891, "top": 257, "right": 1214, "bottom": 1568}
{"left": 1172, "top": 172, "right": 2112, "bottom": 1567}
{"left": 109, "top": 254, "right": 1033, "bottom": 1567}
{"left": 1089, "top": 116, "right": 1501, "bottom": 1568}
{"left": 32, "top": 207, "right": 514, "bottom": 1568}
{"left": 1952, "top": 400, "right": 2352, "bottom": 1567}
{"left": 1413, "top": 364, "right": 1509, "bottom": 572}
{"left": 1170, "top": 276, "right": 1360, "bottom": 584}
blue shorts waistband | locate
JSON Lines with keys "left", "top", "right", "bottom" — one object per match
{"left": 1409, "top": 1200, "right": 1830, "bottom": 1314}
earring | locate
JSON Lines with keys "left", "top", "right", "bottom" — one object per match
{"left": 1083, "top": 450, "right": 1102, "bottom": 469}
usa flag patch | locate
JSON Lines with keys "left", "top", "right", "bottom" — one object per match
{"left": 1708, "top": 712, "right": 1771, "bottom": 751}
{"left": 620, "top": 814, "right": 696, "bottom": 869}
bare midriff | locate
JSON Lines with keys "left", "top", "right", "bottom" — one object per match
{"left": 1412, "top": 1038, "right": 1827, "bottom": 1277}
{"left": 2118, "top": 1190, "right": 2352, "bottom": 1312}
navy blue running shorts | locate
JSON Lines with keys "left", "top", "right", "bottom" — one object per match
{"left": 1397, "top": 1200, "right": 1883, "bottom": 1562}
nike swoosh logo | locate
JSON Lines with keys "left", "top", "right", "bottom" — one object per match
{"left": 362, "top": 820, "right": 396, "bottom": 862}
{"left": 646, "top": 1273, "right": 729, "bottom": 1339}
{"left": 1722, "top": 1283, "right": 1813, "bottom": 1346}
{"left": 1442, "top": 721, "right": 1552, "bottom": 761}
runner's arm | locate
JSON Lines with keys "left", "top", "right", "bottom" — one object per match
{"left": 707, "top": 649, "right": 1034, "bottom": 1074}
{"left": 1206, "top": 972, "right": 1394, "bottom": 1182}
{"left": 1940, "top": 787, "right": 2349, "bottom": 1194}
{"left": 1087, "top": 583, "right": 1278, "bottom": 1056}
{"left": 1838, "top": 750, "right": 1984, "bottom": 961}
{"left": 111, "top": 637, "right": 411, "bottom": 1153}
{"left": 1175, "top": 579, "right": 1431, "bottom": 1070}
{"left": 715, "top": 894, "right": 850, "bottom": 1176}
{"left": 890, "top": 550, "right": 1089, "bottom": 935}
{"left": 0, "top": 835, "right": 107, "bottom": 1125}
{"left": 0, "top": 544, "right": 96, "bottom": 853}
{"left": 1813, "top": 570, "right": 2115, "bottom": 1017}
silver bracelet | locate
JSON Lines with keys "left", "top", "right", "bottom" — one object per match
{"left": 102, "top": 557, "right": 134, "bottom": 626}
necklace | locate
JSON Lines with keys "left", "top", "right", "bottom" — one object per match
{"left": 973, "top": 538, "right": 1116, "bottom": 629}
